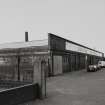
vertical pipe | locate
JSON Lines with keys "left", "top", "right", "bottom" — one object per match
{"left": 17, "top": 55, "right": 20, "bottom": 81}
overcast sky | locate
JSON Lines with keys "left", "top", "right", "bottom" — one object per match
{"left": 0, "top": 0, "right": 105, "bottom": 53}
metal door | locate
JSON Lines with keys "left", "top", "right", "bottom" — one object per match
{"left": 53, "top": 56, "right": 62, "bottom": 75}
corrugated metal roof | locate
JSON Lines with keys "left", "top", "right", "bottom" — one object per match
{"left": 0, "top": 39, "right": 48, "bottom": 50}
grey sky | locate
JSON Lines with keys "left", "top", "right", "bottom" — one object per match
{"left": 0, "top": 0, "right": 105, "bottom": 53}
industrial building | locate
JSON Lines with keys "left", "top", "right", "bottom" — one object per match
{"left": 0, "top": 33, "right": 103, "bottom": 82}
{"left": 48, "top": 33, "right": 103, "bottom": 75}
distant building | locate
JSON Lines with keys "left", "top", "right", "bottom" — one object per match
{"left": 0, "top": 33, "right": 103, "bottom": 81}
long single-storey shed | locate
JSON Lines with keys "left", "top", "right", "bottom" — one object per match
{"left": 48, "top": 33, "right": 103, "bottom": 75}
{"left": 0, "top": 33, "right": 103, "bottom": 81}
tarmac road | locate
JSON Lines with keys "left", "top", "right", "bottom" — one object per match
{"left": 21, "top": 68, "right": 105, "bottom": 105}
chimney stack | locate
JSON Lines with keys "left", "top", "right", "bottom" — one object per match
{"left": 25, "top": 31, "right": 28, "bottom": 42}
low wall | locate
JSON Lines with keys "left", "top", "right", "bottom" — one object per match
{"left": 0, "top": 80, "right": 30, "bottom": 88}
{"left": 0, "top": 83, "right": 40, "bottom": 105}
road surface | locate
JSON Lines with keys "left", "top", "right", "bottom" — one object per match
{"left": 21, "top": 68, "right": 105, "bottom": 105}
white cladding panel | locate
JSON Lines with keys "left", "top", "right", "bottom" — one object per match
{"left": 66, "top": 42, "right": 102, "bottom": 57}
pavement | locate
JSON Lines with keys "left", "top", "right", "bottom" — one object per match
{"left": 21, "top": 68, "right": 105, "bottom": 105}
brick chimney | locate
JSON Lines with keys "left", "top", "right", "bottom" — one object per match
{"left": 25, "top": 31, "right": 28, "bottom": 42}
